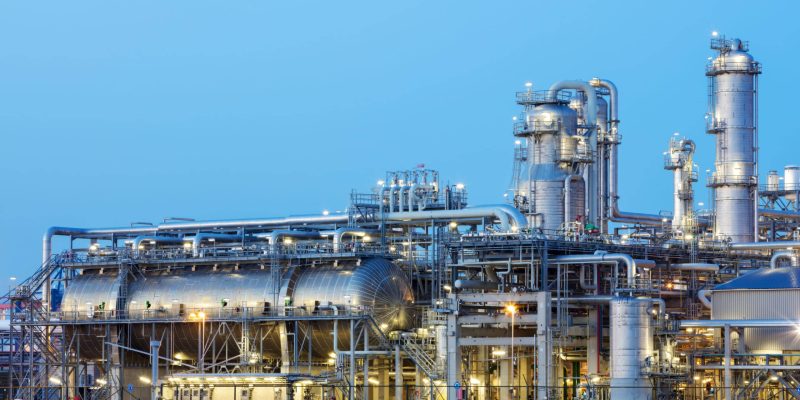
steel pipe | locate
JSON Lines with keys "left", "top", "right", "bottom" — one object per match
{"left": 670, "top": 263, "right": 719, "bottom": 273}
{"left": 190, "top": 232, "right": 243, "bottom": 257}
{"left": 132, "top": 235, "right": 184, "bottom": 256}
{"left": 552, "top": 252, "right": 653, "bottom": 288}
{"left": 770, "top": 250, "right": 798, "bottom": 268}
{"left": 330, "top": 227, "right": 380, "bottom": 253}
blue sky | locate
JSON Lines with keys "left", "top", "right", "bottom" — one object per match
{"left": 1, "top": 1, "right": 798, "bottom": 280}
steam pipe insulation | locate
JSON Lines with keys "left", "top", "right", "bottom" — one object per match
{"left": 262, "top": 230, "right": 323, "bottom": 250}
{"left": 454, "top": 279, "right": 499, "bottom": 290}
{"left": 670, "top": 263, "right": 719, "bottom": 273}
{"left": 589, "top": 78, "right": 663, "bottom": 226}
{"left": 551, "top": 252, "right": 654, "bottom": 288}
{"left": 190, "top": 232, "right": 245, "bottom": 257}
{"left": 328, "top": 227, "right": 380, "bottom": 253}
{"left": 697, "top": 289, "right": 713, "bottom": 309}
{"left": 770, "top": 250, "right": 798, "bottom": 268}
{"left": 729, "top": 241, "right": 800, "bottom": 251}
{"left": 473, "top": 204, "right": 529, "bottom": 231}
{"left": 132, "top": 235, "right": 185, "bottom": 256}
{"left": 382, "top": 206, "right": 527, "bottom": 232}
{"left": 547, "top": 80, "right": 597, "bottom": 135}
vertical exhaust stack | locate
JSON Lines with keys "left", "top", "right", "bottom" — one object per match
{"left": 706, "top": 36, "right": 761, "bottom": 242}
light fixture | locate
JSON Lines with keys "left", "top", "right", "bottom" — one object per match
{"left": 139, "top": 376, "right": 152, "bottom": 384}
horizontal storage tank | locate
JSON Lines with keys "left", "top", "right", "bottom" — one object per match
{"left": 61, "top": 257, "right": 414, "bottom": 360}
{"left": 711, "top": 268, "right": 800, "bottom": 353}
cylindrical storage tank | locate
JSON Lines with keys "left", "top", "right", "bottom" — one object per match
{"left": 61, "top": 258, "right": 414, "bottom": 360}
{"left": 767, "top": 170, "right": 780, "bottom": 191}
{"left": 610, "top": 297, "right": 653, "bottom": 400}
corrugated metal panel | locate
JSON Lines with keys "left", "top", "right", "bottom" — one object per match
{"left": 713, "top": 289, "right": 800, "bottom": 352}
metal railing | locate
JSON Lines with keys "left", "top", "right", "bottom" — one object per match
{"left": 515, "top": 90, "right": 571, "bottom": 104}
{"left": 53, "top": 304, "right": 378, "bottom": 323}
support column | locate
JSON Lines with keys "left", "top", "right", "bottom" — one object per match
{"left": 379, "top": 359, "right": 389, "bottom": 400}
{"left": 499, "top": 348, "right": 511, "bottom": 400}
{"left": 395, "top": 344, "right": 403, "bottom": 400}
{"left": 363, "top": 325, "right": 370, "bottom": 400}
{"left": 587, "top": 308, "right": 600, "bottom": 375}
{"left": 724, "top": 324, "right": 732, "bottom": 400}
{"left": 150, "top": 340, "right": 161, "bottom": 400}
{"left": 349, "top": 319, "right": 356, "bottom": 400}
{"left": 536, "top": 291, "right": 552, "bottom": 400}
{"left": 445, "top": 306, "right": 461, "bottom": 400}
{"left": 279, "top": 323, "right": 291, "bottom": 373}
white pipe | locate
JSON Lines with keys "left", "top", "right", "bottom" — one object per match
{"left": 407, "top": 181, "right": 416, "bottom": 213}
{"left": 770, "top": 250, "right": 797, "bottom": 268}
{"left": 132, "top": 235, "right": 184, "bottom": 256}
{"left": 589, "top": 78, "right": 663, "bottom": 226}
{"left": 190, "top": 232, "right": 243, "bottom": 257}
{"left": 383, "top": 206, "right": 526, "bottom": 232}
{"left": 671, "top": 263, "right": 719, "bottom": 273}
{"left": 330, "top": 227, "right": 380, "bottom": 253}
{"left": 698, "top": 289, "right": 712, "bottom": 309}
{"left": 730, "top": 241, "right": 800, "bottom": 250}
{"left": 264, "top": 230, "right": 322, "bottom": 251}
{"left": 548, "top": 80, "right": 597, "bottom": 134}
{"left": 552, "top": 252, "right": 651, "bottom": 288}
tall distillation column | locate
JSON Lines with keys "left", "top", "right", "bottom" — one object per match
{"left": 513, "top": 89, "right": 585, "bottom": 233}
{"left": 664, "top": 136, "right": 697, "bottom": 235}
{"left": 706, "top": 36, "right": 761, "bottom": 242}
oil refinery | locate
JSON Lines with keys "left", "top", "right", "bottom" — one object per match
{"left": 5, "top": 34, "right": 800, "bottom": 400}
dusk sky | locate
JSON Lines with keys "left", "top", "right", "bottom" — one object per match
{"left": 1, "top": 1, "right": 798, "bottom": 280}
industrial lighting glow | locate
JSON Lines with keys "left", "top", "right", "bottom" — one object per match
{"left": 377, "top": 180, "right": 385, "bottom": 186}
{"left": 443, "top": 284, "right": 452, "bottom": 292}
{"left": 197, "top": 311, "right": 206, "bottom": 319}
{"left": 514, "top": 140, "right": 521, "bottom": 145}
{"left": 491, "top": 349, "right": 507, "bottom": 357}
{"left": 455, "top": 183, "right": 465, "bottom": 190}
{"left": 524, "top": 81, "right": 533, "bottom": 88}
{"left": 469, "top": 377, "right": 480, "bottom": 385}
{"left": 368, "top": 378, "right": 380, "bottom": 385}
{"left": 449, "top": 221, "right": 458, "bottom": 229}
{"left": 322, "top": 209, "right": 330, "bottom": 216}
{"left": 95, "top": 378, "right": 107, "bottom": 385}
{"left": 504, "top": 304, "right": 517, "bottom": 314}
{"left": 49, "top": 377, "right": 62, "bottom": 385}
{"left": 711, "top": 31, "right": 719, "bottom": 37}
{"left": 139, "top": 376, "right": 152, "bottom": 384}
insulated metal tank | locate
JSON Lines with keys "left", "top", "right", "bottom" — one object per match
{"left": 610, "top": 297, "right": 653, "bottom": 400}
{"left": 707, "top": 37, "right": 760, "bottom": 243}
{"left": 767, "top": 170, "right": 780, "bottom": 191}
{"left": 785, "top": 166, "right": 800, "bottom": 190}
{"left": 516, "top": 102, "right": 585, "bottom": 233}
{"left": 60, "top": 258, "right": 414, "bottom": 359}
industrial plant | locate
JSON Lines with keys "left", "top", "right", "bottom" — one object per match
{"left": 4, "top": 35, "right": 800, "bottom": 400}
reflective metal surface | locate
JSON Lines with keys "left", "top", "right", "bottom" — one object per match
{"left": 610, "top": 297, "right": 653, "bottom": 400}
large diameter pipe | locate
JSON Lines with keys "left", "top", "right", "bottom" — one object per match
{"left": 190, "top": 232, "right": 243, "bottom": 257}
{"left": 383, "top": 205, "right": 527, "bottom": 232}
{"left": 770, "top": 250, "right": 798, "bottom": 269}
{"left": 671, "top": 263, "right": 719, "bottom": 273}
{"left": 330, "top": 227, "right": 380, "bottom": 253}
{"left": 552, "top": 252, "right": 652, "bottom": 288}
{"left": 589, "top": 78, "right": 664, "bottom": 226}
{"left": 132, "top": 235, "right": 184, "bottom": 256}
{"left": 730, "top": 241, "right": 800, "bottom": 250}
{"left": 548, "top": 81, "right": 597, "bottom": 134}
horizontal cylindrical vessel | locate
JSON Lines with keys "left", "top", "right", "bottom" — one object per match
{"left": 61, "top": 257, "right": 414, "bottom": 359}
